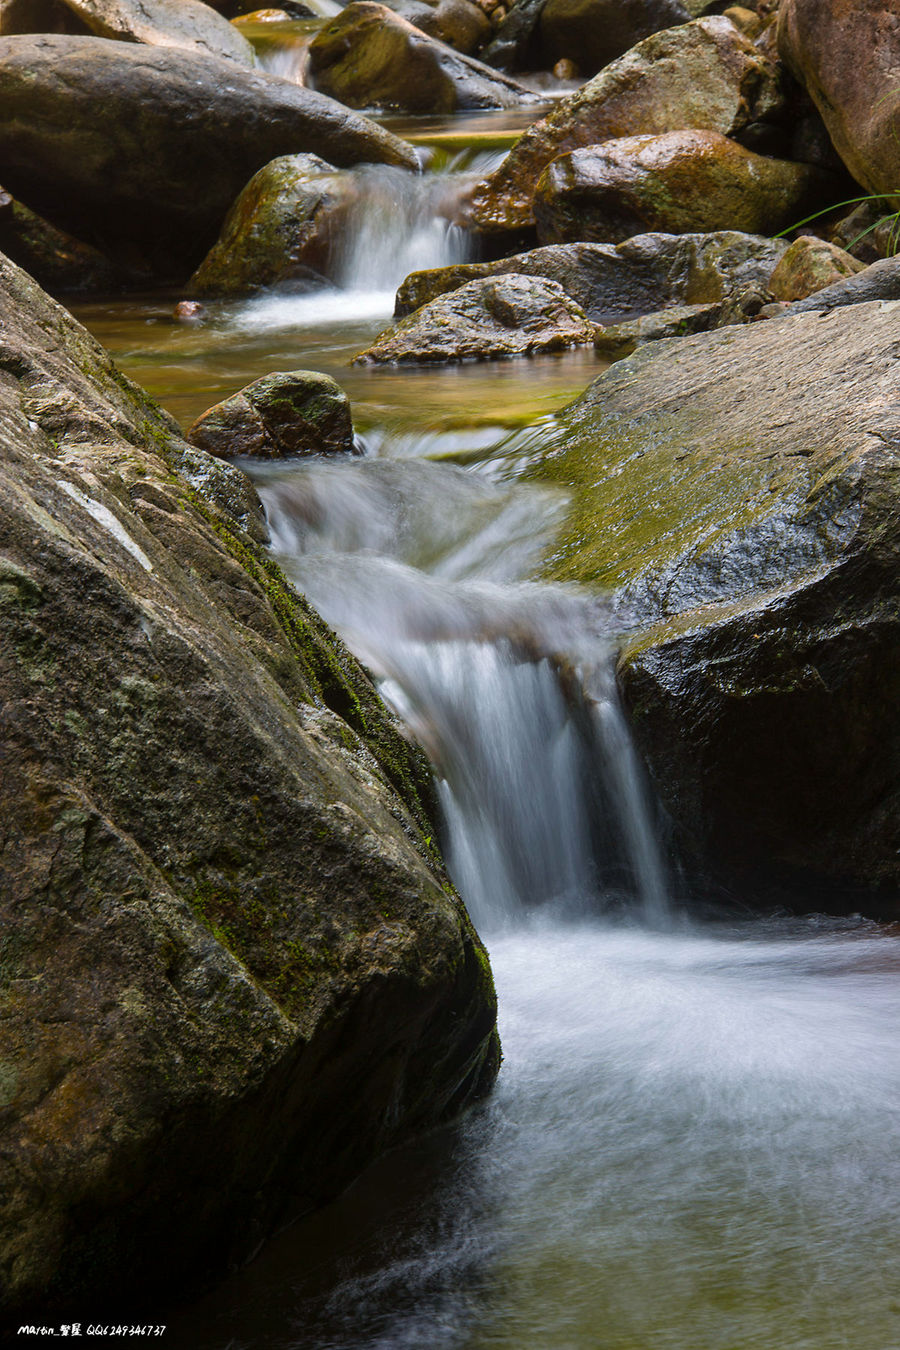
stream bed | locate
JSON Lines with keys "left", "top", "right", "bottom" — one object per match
{"left": 72, "top": 119, "right": 900, "bottom": 1350}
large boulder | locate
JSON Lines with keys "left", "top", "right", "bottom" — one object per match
{"left": 0, "top": 35, "right": 418, "bottom": 282}
{"left": 56, "top": 0, "right": 257, "bottom": 62}
{"left": 355, "top": 273, "right": 595, "bottom": 363}
{"left": 538, "top": 0, "right": 692, "bottom": 78}
{"left": 531, "top": 300, "right": 900, "bottom": 909}
{"left": 189, "top": 153, "right": 351, "bottom": 296}
{"left": 466, "top": 15, "right": 781, "bottom": 234}
{"left": 777, "top": 0, "right": 900, "bottom": 198}
{"left": 188, "top": 371, "right": 357, "bottom": 459}
{"left": 0, "top": 249, "right": 499, "bottom": 1316}
{"left": 394, "top": 230, "right": 787, "bottom": 318}
{"left": 307, "top": 1, "right": 538, "bottom": 112}
{"left": 532, "top": 131, "right": 833, "bottom": 244}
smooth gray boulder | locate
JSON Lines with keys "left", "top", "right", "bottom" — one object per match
{"left": 57, "top": 0, "right": 257, "bottom": 62}
{"left": 0, "top": 249, "right": 499, "bottom": 1317}
{"left": 531, "top": 299, "right": 900, "bottom": 910}
{"left": 0, "top": 35, "right": 418, "bottom": 281}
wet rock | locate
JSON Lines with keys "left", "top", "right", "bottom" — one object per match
{"left": 782, "top": 256, "right": 900, "bottom": 315}
{"left": 479, "top": 0, "right": 547, "bottom": 71}
{"left": 189, "top": 153, "right": 349, "bottom": 296}
{"left": 395, "top": 230, "right": 786, "bottom": 320}
{"left": 767, "top": 234, "right": 864, "bottom": 302}
{"left": 391, "top": 0, "right": 492, "bottom": 54}
{"left": 56, "top": 0, "right": 257, "bottom": 63}
{"left": 307, "top": 1, "right": 538, "bottom": 112}
{"left": 0, "top": 0, "right": 88, "bottom": 31}
{"left": 188, "top": 371, "right": 357, "bottom": 459}
{"left": 778, "top": 0, "right": 900, "bottom": 198}
{"left": 0, "top": 247, "right": 499, "bottom": 1317}
{"left": 173, "top": 299, "right": 206, "bottom": 322}
{"left": 533, "top": 131, "right": 834, "bottom": 244}
{"left": 532, "top": 298, "right": 900, "bottom": 909}
{"left": 0, "top": 185, "right": 142, "bottom": 293}
{"left": 0, "top": 35, "right": 418, "bottom": 282}
{"left": 593, "top": 301, "right": 723, "bottom": 357}
{"left": 467, "top": 16, "right": 781, "bottom": 234}
{"left": 538, "top": 0, "right": 691, "bottom": 79}
{"left": 355, "top": 272, "right": 595, "bottom": 363}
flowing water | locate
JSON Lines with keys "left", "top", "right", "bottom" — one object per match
{"left": 73, "top": 120, "right": 900, "bottom": 1350}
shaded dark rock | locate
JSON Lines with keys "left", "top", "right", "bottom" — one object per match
{"left": 533, "top": 130, "right": 835, "bottom": 245}
{"left": 529, "top": 299, "right": 900, "bottom": 909}
{"left": 356, "top": 272, "right": 595, "bottom": 363}
{"left": 307, "top": 2, "right": 538, "bottom": 112}
{"left": 480, "top": 0, "right": 548, "bottom": 71}
{"left": 0, "top": 35, "right": 418, "bottom": 282}
{"left": 0, "top": 185, "right": 143, "bottom": 293}
{"left": 538, "top": 0, "right": 691, "bottom": 78}
{"left": 188, "top": 371, "right": 357, "bottom": 459}
{"left": 467, "top": 15, "right": 782, "bottom": 234}
{"left": 0, "top": 248, "right": 499, "bottom": 1317}
{"left": 395, "top": 230, "right": 786, "bottom": 320}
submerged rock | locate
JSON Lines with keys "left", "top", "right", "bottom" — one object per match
{"left": 356, "top": 272, "right": 595, "bottom": 363}
{"left": 778, "top": 0, "right": 900, "bottom": 198}
{"left": 0, "top": 35, "right": 418, "bottom": 281}
{"left": 533, "top": 131, "right": 834, "bottom": 244}
{"left": 466, "top": 16, "right": 781, "bottom": 234}
{"left": 767, "top": 234, "right": 864, "bottom": 302}
{"left": 56, "top": 0, "right": 257, "bottom": 63}
{"left": 0, "top": 249, "right": 499, "bottom": 1316}
{"left": 532, "top": 300, "right": 900, "bottom": 909}
{"left": 189, "top": 153, "right": 349, "bottom": 296}
{"left": 538, "top": 0, "right": 691, "bottom": 78}
{"left": 395, "top": 231, "right": 787, "bottom": 320}
{"left": 188, "top": 371, "right": 357, "bottom": 459}
{"left": 307, "top": 2, "right": 537, "bottom": 112}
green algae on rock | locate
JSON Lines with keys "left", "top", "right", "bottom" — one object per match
{"left": 0, "top": 249, "right": 499, "bottom": 1317}
{"left": 188, "top": 370, "right": 357, "bottom": 459}
{"left": 529, "top": 301, "right": 900, "bottom": 910}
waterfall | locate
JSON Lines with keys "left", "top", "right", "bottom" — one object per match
{"left": 257, "top": 459, "right": 670, "bottom": 930}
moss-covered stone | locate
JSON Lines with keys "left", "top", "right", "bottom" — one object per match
{"left": 0, "top": 248, "right": 498, "bottom": 1317}
{"left": 188, "top": 370, "right": 357, "bottom": 459}
{"left": 530, "top": 299, "right": 900, "bottom": 911}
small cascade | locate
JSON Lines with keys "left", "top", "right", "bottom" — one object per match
{"left": 258, "top": 459, "right": 670, "bottom": 930}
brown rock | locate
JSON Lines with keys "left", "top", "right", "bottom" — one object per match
{"left": 56, "top": 0, "right": 257, "bottom": 62}
{"left": 533, "top": 130, "right": 835, "bottom": 245}
{"left": 768, "top": 233, "right": 865, "bottom": 302}
{"left": 187, "top": 370, "right": 357, "bottom": 459}
{"left": 467, "top": 15, "right": 781, "bottom": 234}
{"left": 778, "top": 0, "right": 900, "bottom": 197}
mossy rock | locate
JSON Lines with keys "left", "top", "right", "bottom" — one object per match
{"left": 188, "top": 369, "right": 357, "bottom": 459}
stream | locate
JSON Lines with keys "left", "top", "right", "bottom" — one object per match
{"left": 72, "top": 100, "right": 900, "bottom": 1350}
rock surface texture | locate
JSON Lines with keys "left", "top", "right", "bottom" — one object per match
{"left": 56, "top": 0, "right": 257, "bottom": 63}
{"left": 0, "top": 250, "right": 499, "bottom": 1316}
{"left": 356, "top": 273, "right": 595, "bottom": 363}
{"left": 0, "top": 35, "right": 417, "bottom": 281}
{"left": 533, "top": 131, "right": 833, "bottom": 244}
{"left": 466, "top": 16, "right": 781, "bottom": 233}
{"left": 767, "top": 234, "right": 864, "bottom": 302}
{"left": 188, "top": 371, "right": 357, "bottom": 459}
{"left": 394, "top": 231, "right": 787, "bottom": 319}
{"left": 533, "top": 301, "right": 900, "bottom": 909}
{"left": 538, "top": 0, "right": 691, "bottom": 77}
{"left": 778, "top": 0, "right": 900, "bottom": 197}
{"left": 307, "top": 2, "right": 536, "bottom": 112}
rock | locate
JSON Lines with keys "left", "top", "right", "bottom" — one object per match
{"left": 538, "top": 0, "right": 691, "bottom": 79}
{"left": 0, "top": 247, "right": 499, "bottom": 1317}
{"left": 722, "top": 4, "right": 761, "bottom": 37}
{"left": 355, "top": 272, "right": 595, "bottom": 363}
{"left": 783, "top": 256, "right": 900, "bottom": 315}
{"left": 777, "top": 0, "right": 900, "bottom": 198}
{"left": 0, "top": 185, "right": 143, "bottom": 293}
{"left": 189, "top": 153, "right": 349, "bottom": 296}
{"left": 307, "top": 1, "right": 538, "bottom": 112}
{"left": 767, "top": 234, "right": 865, "bottom": 302}
{"left": 593, "top": 301, "right": 723, "bottom": 357}
{"left": 56, "top": 0, "right": 257, "bottom": 63}
{"left": 828, "top": 201, "right": 899, "bottom": 265}
{"left": 530, "top": 299, "right": 900, "bottom": 908}
{"left": 173, "top": 299, "right": 206, "bottom": 322}
{"left": 532, "top": 131, "right": 834, "bottom": 244}
{"left": 479, "top": 0, "right": 547, "bottom": 71}
{"left": 391, "top": 0, "right": 492, "bottom": 53}
{"left": 0, "top": 35, "right": 418, "bottom": 282}
{"left": 467, "top": 15, "right": 781, "bottom": 234}
{"left": 395, "top": 230, "right": 786, "bottom": 319}
{"left": 188, "top": 371, "right": 357, "bottom": 459}
{"left": 0, "top": 0, "right": 87, "bottom": 31}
